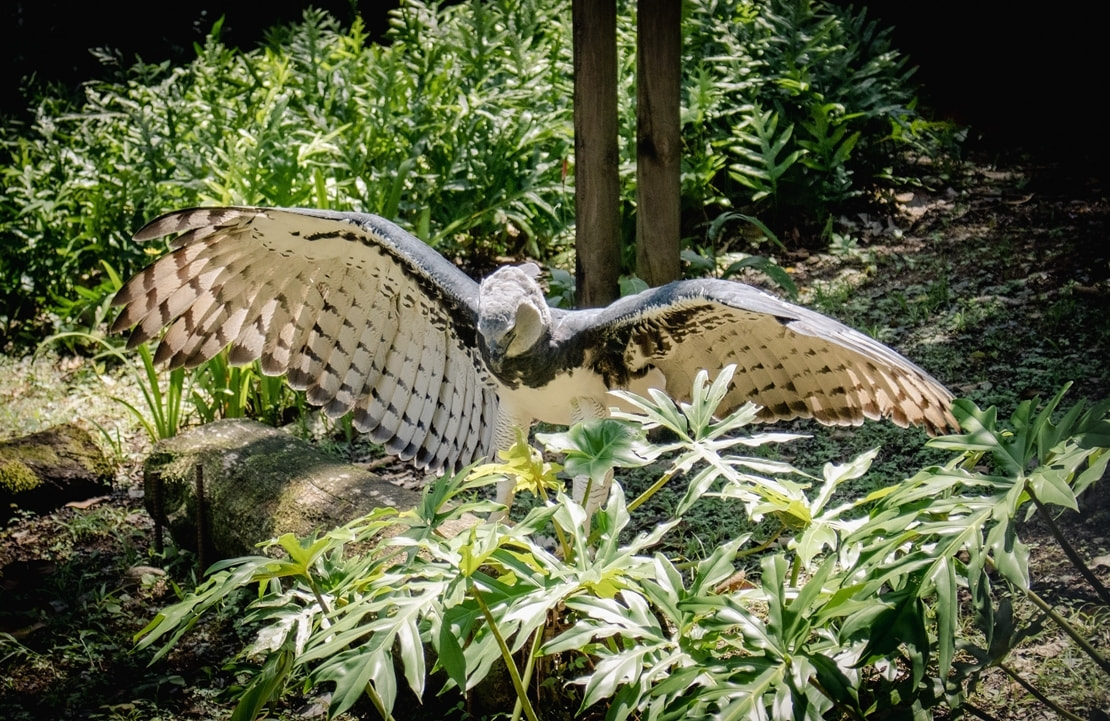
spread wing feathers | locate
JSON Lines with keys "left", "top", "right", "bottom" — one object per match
{"left": 579, "top": 280, "right": 955, "bottom": 433}
{"left": 111, "top": 206, "right": 499, "bottom": 472}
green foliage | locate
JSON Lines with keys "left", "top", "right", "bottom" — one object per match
{"left": 189, "top": 351, "right": 299, "bottom": 428}
{"left": 1, "top": 2, "right": 575, "bottom": 345}
{"left": 1, "top": 0, "right": 951, "bottom": 344}
{"left": 729, "top": 105, "right": 804, "bottom": 205}
{"left": 134, "top": 370, "right": 1107, "bottom": 720}
{"left": 683, "top": 211, "right": 800, "bottom": 298}
{"left": 41, "top": 332, "right": 190, "bottom": 441}
{"left": 39, "top": 327, "right": 303, "bottom": 442}
{"left": 682, "top": 0, "right": 952, "bottom": 227}
{"left": 471, "top": 428, "right": 564, "bottom": 501}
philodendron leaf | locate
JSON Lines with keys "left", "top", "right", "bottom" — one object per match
{"left": 929, "top": 400, "right": 1016, "bottom": 470}
{"left": 538, "top": 418, "right": 650, "bottom": 480}
{"left": 1026, "top": 466, "right": 1078, "bottom": 511}
{"left": 274, "top": 533, "right": 332, "bottom": 572}
{"left": 436, "top": 620, "right": 467, "bottom": 692}
{"left": 986, "top": 518, "right": 1031, "bottom": 590}
{"left": 320, "top": 646, "right": 396, "bottom": 719}
{"left": 854, "top": 589, "right": 930, "bottom": 688}
{"left": 231, "top": 647, "right": 294, "bottom": 721}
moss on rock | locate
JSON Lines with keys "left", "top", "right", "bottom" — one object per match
{"left": 0, "top": 458, "right": 41, "bottom": 493}
{"left": 0, "top": 423, "right": 113, "bottom": 519}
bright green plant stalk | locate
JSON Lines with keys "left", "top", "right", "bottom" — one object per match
{"left": 131, "top": 342, "right": 186, "bottom": 440}
{"left": 1009, "top": 566, "right": 1110, "bottom": 676}
{"left": 512, "top": 624, "right": 547, "bottom": 721}
{"left": 625, "top": 466, "right": 677, "bottom": 513}
{"left": 471, "top": 586, "right": 540, "bottom": 721}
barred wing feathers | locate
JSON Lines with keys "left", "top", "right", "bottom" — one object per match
{"left": 572, "top": 279, "right": 955, "bottom": 433}
{"left": 111, "top": 207, "right": 497, "bottom": 471}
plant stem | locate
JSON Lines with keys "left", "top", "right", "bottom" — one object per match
{"left": 1027, "top": 486, "right": 1110, "bottom": 606}
{"left": 473, "top": 586, "right": 541, "bottom": 721}
{"left": 735, "top": 526, "right": 786, "bottom": 559}
{"left": 1019, "top": 577, "right": 1110, "bottom": 676}
{"left": 984, "top": 555, "right": 1110, "bottom": 675}
{"left": 961, "top": 702, "right": 1002, "bottom": 721}
{"left": 512, "top": 623, "right": 547, "bottom": 721}
{"left": 364, "top": 680, "right": 397, "bottom": 721}
{"left": 998, "top": 663, "right": 1085, "bottom": 721}
{"left": 627, "top": 467, "right": 677, "bottom": 513}
{"left": 307, "top": 581, "right": 332, "bottom": 625}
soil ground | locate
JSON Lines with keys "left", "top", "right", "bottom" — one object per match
{"left": 1, "top": 152, "right": 1109, "bottom": 719}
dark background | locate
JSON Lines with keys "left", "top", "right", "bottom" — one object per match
{"left": 869, "top": 2, "right": 1105, "bottom": 167}
{"left": 2, "top": 1, "right": 398, "bottom": 114}
{"left": 3, "top": 1, "right": 1105, "bottom": 168}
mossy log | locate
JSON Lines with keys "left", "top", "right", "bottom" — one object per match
{"left": 143, "top": 419, "right": 422, "bottom": 561}
{"left": 0, "top": 423, "right": 113, "bottom": 520}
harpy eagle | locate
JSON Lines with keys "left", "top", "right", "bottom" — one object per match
{"left": 112, "top": 206, "right": 956, "bottom": 513}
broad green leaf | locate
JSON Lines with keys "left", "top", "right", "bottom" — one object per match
{"left": 858, "top": 590, "right": 929, "bottom": 687}
{"left": 231, "top": 647, "right": 294, "bottom": 721}
{"left": 396, "top": 615, "right": 425, "bottom": 701}
{"left": 435, "top": 620, "right": 467, "bottom": 692}
{"left": 274, "top": 533, "right": 331, "bottom": 571}
{"left": 537, "top": 418, "right": 649, "bottom": 480}
{"left": 579, "top": 646, "right": 646, "bottom": 710}
{"left": 1027, "top": 467, "right": 1078, "bottom": 511}
{"left": 986, "top": 519, "right": 1031, "bottom": 589}
{"left": 468, "top": 431, "right": 562, "bottom": 499}
{"left": 809, "top": 652, "right": 861, "bottom": 713}
{"left": 930, "top": 556, "right": 957, "bottom": 679}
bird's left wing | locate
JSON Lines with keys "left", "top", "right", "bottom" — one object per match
{"left": 111, "top": 206, "right": 498, "bottom": 472}
{"left": 560, "top": 278, "right": 955, "bottom": 433}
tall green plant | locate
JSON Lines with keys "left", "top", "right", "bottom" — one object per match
{"left": 190, "top": 351, "right": 298, "bottom": 427}
{"left": 3, "top": 0, "right": 952, "bottom": 344}
{"left": 1, "top": 3, "right": 576, "bottom": 344}
{"left": 683, "top": 0, "right": 950, "bottom": 230}
{"left": 39, "top": 334, "right": 190, "bottom": 441}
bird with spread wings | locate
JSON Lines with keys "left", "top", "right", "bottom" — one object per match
{"left": 112, "top": 206, "right": 955, "bottom": 514}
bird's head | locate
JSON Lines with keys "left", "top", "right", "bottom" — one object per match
{"left": 477, "top": 263, "right": 551, "bottom": 374}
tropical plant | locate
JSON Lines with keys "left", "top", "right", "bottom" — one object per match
{"left": 1, "top": 3, "right": 575, "bottom": 346}
{"left": 1, "top": 0, "right": 953, "bottom": 345}
{"left": 683, "top": 0, "right": 952, "bottom": 230}
{"left": 189, "top": 351, "right": 299, "bottom": 428}
{"left": 134, "top": 371, "right": 1109, "bottom": 720}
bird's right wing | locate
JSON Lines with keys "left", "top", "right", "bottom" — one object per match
{"left": 111, "top": 206, "right": 498, "bottom": 472}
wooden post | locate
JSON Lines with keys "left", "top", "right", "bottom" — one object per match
{"left": 573, "top": 0, "right": 621, "bottom": 307}
{"left": 635, "top": 0, "right": 682, "bottom": 286}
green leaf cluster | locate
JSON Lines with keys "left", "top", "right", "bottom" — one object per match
{"left": 2, "top": 2, "right": 575, "bottom": 345}
{"left": 135, "top": 371, "right": 1108, "bottom": 720}
{"left": 2, "top": 0, "right": 952, "bottom": 344}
